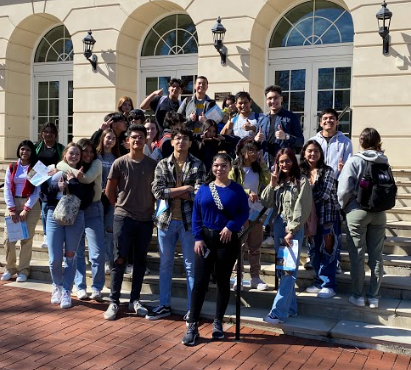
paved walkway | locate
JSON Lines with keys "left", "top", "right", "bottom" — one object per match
{"left": 0, "top": 281, "right": 410, "bottom": 370}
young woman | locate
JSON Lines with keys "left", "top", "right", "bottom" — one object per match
{"left": 143, "top": 118, "right": 162, "bottom": 162}
{"left": 220, "top": 95, "right": 237, "bottom": 133}
{"left": 35, "top": 122, "right": 65, "bottom": 248}
{"left": 41, "top": 143, "right": 93, "bottom": 308}
{"left": 300, "top": 140, "right": 341, "bottom": 299}
{"left": 58, "top": 139, "right": 105, "bottom": 301}
{"left": 260, "top": 148, "right": 312, "bottom": 324}
{"left": 182, "top": 153, "right": 249, "bottom": 346}
{"left": 117, "top": 96, "right": 134, "bottom": 118}
{"left": 2, "top": 140, "right": 41, "bottom": 282}
{"left": 96, "top": 129, "right": 120, "bottom": 275}
{"left": 229, "top": 137, "right": 270, "bottom": 291}
{"left": 338, "top": 128, "right": 388, "bottom": 309}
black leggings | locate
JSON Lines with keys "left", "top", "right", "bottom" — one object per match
{"left": 188, "top": 228, "right": 240, "bottom": 323}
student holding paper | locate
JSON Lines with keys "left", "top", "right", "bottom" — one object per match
{"left": 2, "top": 140, "right": 41, "bottom": 282}
{"left": 260, "top": 148, "right": 312, "bottom": 324}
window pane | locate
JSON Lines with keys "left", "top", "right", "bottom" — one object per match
{"left": 68, "top": 99, "right": 73, "bottom": 115}
{"left": 287, "top": 28, "right": 309, "bottom": 47}
{"left": 335, "top": 67, "right": 351, "bottom": 89}
{"left": 270, "top": 18, "right": 293, "bottom": 47}
{"left": 317, "top": 91, "right": 333, "bottom": 111}
{"left": 318, "top": 68, "right": 334, "bottom": 90}
{"left": 38, "top": 100, "right": 48, "bottom": 116}
{"left": 38, "top": 82, "right": 48, "bottom": 99}
{"left": 34, "top": 25, "right": 73, "bottom": 63}
{"left": 49, "top": 81, "right": 59, "bottom": 98}
{"left": 154, "top": 15, "right": 176, "bottom": 36}
{"left": 335, "top": 90, "right": 350, "bottom": 110}
{"left": 49, "top": 100, "right": 59, "bottom": 116}
{"left": 38, "top": 117, "right": 48, "bottom": 132}
{"left": 291, "top": 69, "right": 306, "bottom": 90}
{"left": 275, "top": 70, "right": 290, "bottom": 91}
{"left": 34, "top": 41, "right": 49, "bottom": 63}
{"left": 290, "top": 92, "right": 305, "bottom": 111}
{"left": 68, "top": 80, "right": 73, "bottom": 99}
{"left": 156, "top": 38, "right": 172, "bottom": 55}
{"left": 159, "top": 77, "right": 170, "bottom": 92}
{"left": 181, "top": 75, "right": 196, "bottom": 95}
{"left": 182, "top": 38, "right": 198, "bottom": 54}
{"left": 282, "top": 93, "right": 290, "bottom": 110}
{"left": 315, "top": 1, "right": 344, "bottom": 22}
{"left": 146, "top": 77, "right": 158, "bottom": 96}
{"left": 315, "top": 19, "right": 340, "bottom": 44}
{"left": 286, "top": 2, "right": 314, "bottom": 24}
{"left": 335, "top": 12, "right": 354, "bottom": 43}
{"left": 141, "top": 29, "right": 159, "bottom": 56}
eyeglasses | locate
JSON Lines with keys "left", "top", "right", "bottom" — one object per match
{"left": 129, "top": 135, "right": 145, "bottom": 141}
{"left": 173, "top": 136, "right": 190, "bottom": 142}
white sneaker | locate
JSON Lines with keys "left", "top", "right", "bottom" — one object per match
{"left": 1, "top": 271, "right": 13, "bottom": 281}
{"left": 90, "top": 290, "right": 103, "bottom": 302}
{"left": 60, "top": 291, "right": 72, "bottom": 309}
{"left": 104, "top": 261, "right": 111, "bottom": 275}
{"left": 262, "top": 236, "right": 274, "bottom": 247}
{"left": 104, "top": 303, "right": 119, "bottom": 320}
{"left": 128, "top": 300, "right": 148, "bottom": 316}
{"left": 317, "top": 287, "right": 336, "bottom": 299}
{"left": 232, "top": 279, "right": 243, "bottom": 291}
{"left": 305, "top": 285, "right": 321, "bottom": 293}
{"left": 51, "top": 286, "right": 63, "bottom": 304}
{"left": 41, "top": 235, "right": 48, "bottom": 248}
{"left": 250, "top": 277, "right": 268, "bottom": 291}
{"left": 77, "top": 289, "right": 89, "bottom": 300}
{"left": 336, "top": 261, "right": 343, "bottom": 274}
{"left": 348, "top": 296, "right": 365, "bottom": 307}
{"left": 368, "top": 298, "right": 379, "bottom": 309}
{"left": 16, "top": 273, "right": 27, "bottom": 282}
{"left": 126, "top": 264, "right": 133, "bottom": 274}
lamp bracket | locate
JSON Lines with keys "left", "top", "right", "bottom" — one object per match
{"left": 88, "top": 54, "right": 98, "bottom": 71}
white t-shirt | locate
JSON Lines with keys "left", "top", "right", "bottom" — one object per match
{"left": 233, "top": 113, "right": 258, "bottom": 139}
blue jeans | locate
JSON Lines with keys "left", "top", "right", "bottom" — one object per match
{"left": 75, "top": 201, "right": 105, "bottom": 292}
{"left": 158, "top": 220, "right": 195, "bottom": 310}
{"left": 104, "top": 204, "right": 114, "bottom": 263}
{"left": 47, "top": 207, "right": 84, "bottom": 292}
{"left": 269, "top": 215, "right": 304, "bottom": 322}
{"left": 41, "top": 200, "right": 47, "bottom": 235}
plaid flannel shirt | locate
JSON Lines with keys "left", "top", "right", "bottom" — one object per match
{"left": 152, "top": 153, "right": 206, "bottom": 231}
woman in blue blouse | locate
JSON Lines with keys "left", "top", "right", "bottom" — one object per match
{"left": 182, "top": 153, "right": 249, "bottom": 346}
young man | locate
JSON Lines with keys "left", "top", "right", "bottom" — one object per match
{"left": 148, "top": 127, "right": 206, "bottom": 320}
{"left": 255, "top": 85, "right": 304, "bottom": 168}
{"left": 178, "top": 76, "right": 216, "bottom": 134}
{"left": 140, "top": 78, "right": 182, "bottom": 130}
{"left": 103, "top": 123, "right": 157, "bottom": 321}
{"left": 310, "top": 108, "right": 353, "bottom": 179}
{"left": 221, "top": 91, "right": 259, "bottom": 139}
{"left": 158, "top": 111, "right": 186, "bottom": 159}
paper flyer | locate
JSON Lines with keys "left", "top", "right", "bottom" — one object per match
{"left": 204, "top": 104, "right": 224, "bottom": 124}
{"left": 5, "top": 217, "right": 29, "bottom": 242}
{"left": 276, "top": 239, "right": 299, "bottom": 271}
{"left": 27, "top": 161, "right": 53, "bottom": 186}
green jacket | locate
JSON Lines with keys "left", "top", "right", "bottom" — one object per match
{"left": 260, "top": 175, "right": 312, "bottom": 236}
{"left": 228, "top": 163, "right": 270, "bottom": 195}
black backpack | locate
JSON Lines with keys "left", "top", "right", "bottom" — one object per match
{"left": 356, "top": 158, "right": 397, "bottom": 212}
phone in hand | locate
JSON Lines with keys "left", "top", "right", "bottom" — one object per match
{"left": 202, "top": 246, "right": 210, "bottom": 259}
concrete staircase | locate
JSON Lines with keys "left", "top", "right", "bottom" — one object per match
{"left": 1, "top": 160, "right": 411, "bottom": 355}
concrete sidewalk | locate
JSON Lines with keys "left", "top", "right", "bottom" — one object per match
{"left": 0, "top": 280, "right": 409, "bottom": 370}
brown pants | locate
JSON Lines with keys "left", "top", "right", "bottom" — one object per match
{"left": 234, "top": 220, "right": 263, "bottom": 278}
{"left": 4, "top": 198, "right": 41, "bottom": 277}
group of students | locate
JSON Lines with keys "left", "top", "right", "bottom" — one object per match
{"left": 2, "top": 78, "right": 390, "bottom": 347}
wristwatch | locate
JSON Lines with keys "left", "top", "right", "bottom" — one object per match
{"left": 285, "top": 133, "right": 290, "bottom": 140}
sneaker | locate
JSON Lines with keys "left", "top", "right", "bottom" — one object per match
{"left": 128, "top": 300, "right": 148, "bottom": 317}
{"left": 212, "top": 319, "right": 224, "bottom": 340}
{"left": 232, "top": 279, "right": 243, "bottom": 291}
{"left": 368, "top": 298, "right": 379, "bottom": 309}
{"left": 182, "top": 322, "right": 199, "bottom": 346}
{"left": 304, "top": 260, "right": 313, "bottom": 270}
{"left": 250, "top": 277, "right": 268, "bottom": 291}
{"left": 305, "top": 285, "right": 321, "bottom": 293}
{"left": 77, "top": 289, "right": 89, "bottom": 300}
{"left": 145, "top": 305, "right": 171, "bottom": 320}
{"left": 263, "top": 314, "right": 284, "bottom": 325}
{"left": 51, "top": 286, "right": 63, "bottom": 304}
{"left": 60, "top": 291, "right": 72, "bottom": 309}
{"left": 41, "top": 235, "right": 48, "bottom": 248}
{"left": 183, "top": 310, "right": 190, "bottom": 322}
{"left": 348, "top": 296, "right": 365, "bottom": 307}
{"left": 16, "top": 273, "right": 27, "bottom": 282}
{"left": 90, "top": 290, "right": 103, "bottom": 302}
{"left": 125, "top": 264, "right": 133, "bottom": 275}
{"left": 1, "top": 271, "right": 13, "bottom": 281}
{"left": 262, "top": 236, "right": 274, "bottom": 247}
{"left": 104, "top": 261, "right": 111, "bottom": 275}
{"left": 336, "top": 261, "right": 343, "bottom": 274}
{"left": 104, "top": 303, "right": 119, "bottom": 321}
{"left": 317, "top": 287, "right": 336, "bottom": 299}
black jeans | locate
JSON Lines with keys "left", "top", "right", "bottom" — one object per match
{"left": 110, "top": 215, "right": 153, "bottom": 304}
{"left": 188, "top": 228, "right": 240, "bottom": 323}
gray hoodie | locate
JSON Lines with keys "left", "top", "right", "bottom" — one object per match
{"left": 337, "top": 150, "right": 389, "bottom": 212}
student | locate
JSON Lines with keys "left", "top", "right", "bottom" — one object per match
{"left": 148, "top": 127, "right": 206, "bottom": 321}
{"left": 103, "top": 124, "right": 157, "bottom": 320}
{"left": 143, "top": 118, "right": 162, "bottom": 162}
{"left": 117, "top": 96, "right": 134, "bottom": 118}
{"left": 178, "top": 76, "right": 216, "bottom": 134}
{"left": 260, "top": 148, "right": 312, "bottom": 324}
{"left": 220, "top": 94, "right": 237, "bottom": 133}
{"left": 221, "top": 91, "right": 259, "bottom": 139}
{"left": 140, "top": 78, "right": 183, "bottom": 130}
{"left": 157, "top": 111, "right": 186, "bottom": 159}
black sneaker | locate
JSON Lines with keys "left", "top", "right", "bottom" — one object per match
{"left": 212, "top": 319, "right": 224, "bottom": 340}
{"left": 145, "top": 305, "right": 171, "bottom": 320}
{"left": 182, "top": 322, "right": 199, "bottom": 346}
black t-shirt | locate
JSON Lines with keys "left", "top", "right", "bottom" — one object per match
{"left": 35, "top": 141, "right": 64, "bottom": 167}
{"left": 150, "top": 96, "right": 180, "bottom": 129}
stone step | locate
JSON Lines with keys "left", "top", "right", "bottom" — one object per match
{"left": 396, "top": 194, "right": 411, "bottom": 207}
{"left": 387, "top": 207, "right": 411, "bottom": 222}
{"left": 385, "top": 221, "right": 411, "bottom": 238}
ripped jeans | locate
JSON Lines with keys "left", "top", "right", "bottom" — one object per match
{"left": 309, "top": 219, "right": 340, "bottom": 291}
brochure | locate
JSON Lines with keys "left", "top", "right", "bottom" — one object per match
{"left": 156, "top": 199, "right": 169, "bottom": 217}
{"left": 27, "top": 161, "right": 54, "bottom": 186}
{"left": 5, "top": 217, "right": 29, "bottom": 242}
{"left": 204, "top": 104, "right": 224, "bottom": 124}
{"left": 276, "top": 239, "right": 299, "bottom": 271}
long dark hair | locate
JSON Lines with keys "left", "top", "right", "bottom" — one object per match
{"left": 274, "top": 148, "right": 300, "bottom": 184}
{"left": 17, "top": 140, "right": 38, "bottom": 167}
{"left": 77, "top": 138, "right": 97, "bottom": 172}
{"left": 205, "top": 152, "right": 232, "bottom": 185}
{"left": 233, "top": 137, "right": 261, "bottom": 180}
{"left": 96, "top": 129, "right": 120, "bottom": 158}
{"left": 300, "top": 140, "right": 326, "bottom": 177}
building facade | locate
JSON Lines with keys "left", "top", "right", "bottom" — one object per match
{"left": 0, "top": 0, "right": 409, "bottom": 166}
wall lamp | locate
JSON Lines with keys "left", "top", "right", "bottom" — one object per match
{"left": 211, "top": 17, "right": 227, "bottom": 66}
{"left": 82, "top": 30, "right": 98, "bottom": 71}
{"left": 376, "top": 1, "right": 393, "bottom": 55}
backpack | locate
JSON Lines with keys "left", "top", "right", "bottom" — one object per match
{"left": 356, "top": 158, "right": 397, "bottom": 212}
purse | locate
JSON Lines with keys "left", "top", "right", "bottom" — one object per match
{"left": 52, "top": 192, "right": 81, "bottom": 226}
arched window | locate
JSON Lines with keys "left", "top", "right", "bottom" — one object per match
{"left": 34, "top": 25, "right": 73, "bottom": 62}
{"left": 270, "top": 0, "right": 354, "bottom": 47}
{"left": 141, "top": 14, "right": 198, "bottom": 56}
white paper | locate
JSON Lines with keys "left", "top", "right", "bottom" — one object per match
{"left": 156, "top": 199, "right": 169, "bottom": 217}
{"left": 204, "top": 105, "right": 224, "bottom": 124}
{"left": 276, "top": 239, "right": 299, "bottom": 271}
{"left": 27, "top": 161, "right": 53, "bottom": 186}
{"left": 5, "top": 217, "right": 29, "bottom": 242}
